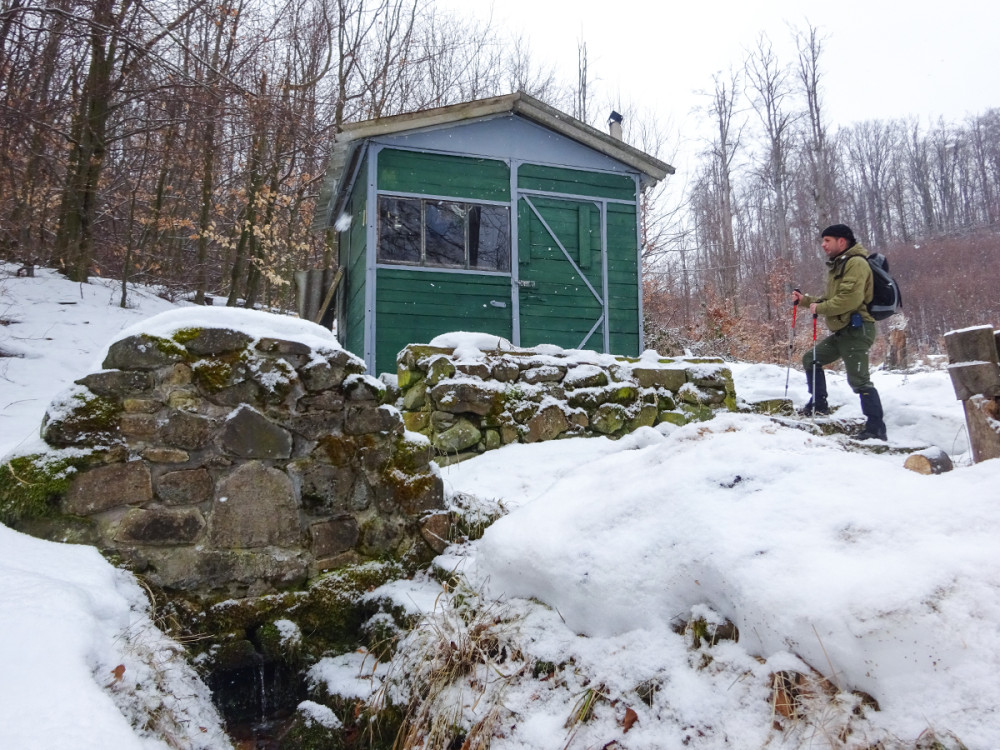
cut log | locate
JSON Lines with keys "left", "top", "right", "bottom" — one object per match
{"left": 944, "top": 325, "right": 998, "bottom": 364}
{"left": 964, "top": 395, "right": 1000, "bottom": 464}
{"left": 947, "top": 362, "right": 1000, "bottom": 401}
{"left": 903, "top": 447, "right": 954, "bottom": 475}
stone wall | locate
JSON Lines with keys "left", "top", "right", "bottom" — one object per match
{"left": 396, "top": 341, "right": 737, "bottom": 464}
{"left": 1, "top": 310, "right": 445, "bottom": 599}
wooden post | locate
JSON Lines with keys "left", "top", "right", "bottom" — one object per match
{"left": 944, "top": 324, "right": 1000, "bottom": 463}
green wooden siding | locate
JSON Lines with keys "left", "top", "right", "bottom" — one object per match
{"left": 377, "top": 148, "right": 510, "bottom": 202}
{"left": 606, "top": 203, "right": 640, "bottom": 354}
{"left": 374, "top": 269, "right": 512, "bottom": 373}
{"left": 342, "top": 162, "right": 368, "bottom": 359}
{"left": 518, "top": 163, "right": 636, "bottom": 201}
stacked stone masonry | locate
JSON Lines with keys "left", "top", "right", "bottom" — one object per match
{"left": 8, "top": 321, "right": 446, "bottom": 598}
{"left": 396, "top": 343, "right": 737, "bottom": 465}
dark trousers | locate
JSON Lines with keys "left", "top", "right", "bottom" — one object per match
{"left": 802, "top": 321, "right": 876, "bottom": 395}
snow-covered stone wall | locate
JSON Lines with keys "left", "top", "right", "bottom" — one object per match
{"left": 396, "top": 334, "right": 737, "bottom": 465}
{"left": 0, "top": 309, "right": 445, "bottom": 599}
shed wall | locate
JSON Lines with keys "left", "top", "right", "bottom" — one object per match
{"left": 342, "top": 158, "right": 368, "bottom": 359}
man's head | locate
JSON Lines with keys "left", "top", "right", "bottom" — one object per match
{"left": 820, "top": 223, "right": 856, "bottom": 258}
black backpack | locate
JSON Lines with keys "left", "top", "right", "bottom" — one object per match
{"left": 866, "top": 252, "right": 902, "bottom": 320}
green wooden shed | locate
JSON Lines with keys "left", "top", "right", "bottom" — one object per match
{"left": 315, "top": 92, "right": 674, "bottom": 375}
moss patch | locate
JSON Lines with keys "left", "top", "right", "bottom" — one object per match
{"left": 42, "top": 388, "right": 123, "bottom": 447}
{"left": 0, "top": 452, "right": 93, "bottom": 525}
{"left": 170, "top": 327, "right": 202, "bottom": 345}
{"left": 191, "top": 357, "right": 236, "bottom": 393}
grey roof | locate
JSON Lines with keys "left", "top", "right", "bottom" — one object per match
{"left": 314, "top": 91, "right": 675, "bottom": 230}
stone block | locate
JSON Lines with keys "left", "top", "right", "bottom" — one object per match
{"left": 522, "top": 365, "right": 566, "bottom": 384}
{"left": 123, "top": 398, "right": 163, "bottom": 414}
{"left": 299, "top": 360, "right": 346, "bottom": 391}
{"left": 344, "top": 375, "right": 384, "bottom": 401}
{"left": 389, "top": 471, "right": 445, "bottom": 516}
{"left": 524, "top": 404, "right": 569, "bottom": 443}
{"left": 403, "top": 411, "right": 430, "bottom": 433}
{"left": 157, "top": 468, "right": 213, "bottom": 506}
{"left": 287, "top": 460, "right": 357, "bottom": 511}
{"left": 420, "top": 512, "right": 452, "bottom": 554}
{"left": 298, "top": 391, "right": 345, "bottom": 411}
{"left": 425, "top": 355, "right": 456, "bottom": 385}
{"left": 433, "top": 418, "right": 482, "bottom": 453}
{"left": 182, "top": 328, "right": 253, "bottom": 356}
{"left": 256, "top": 337, "right": 312, "bottom": 356}
{"left": 103, "top": 335, "right": 184, "bottom": 371}
{"left": 120, "top": 413, "right": 157, "bottom": 440}
{"left": 631, "top": 367, "right": 687, "bottom": 391}
{"left": 456, "top": 363, "right": 491, "bottom": 379}
{"left": 309, "top": 516, "right": 360, "bottom": 558}
{"left": 159, "top": 410, "right": 215, "bottom": 450}
{"left": 115, "top": 507, "right": 205, "bottom": 545}
{"left": 65, "top": 461, "right": 152, "bottom": 515}
{"left": 210, "top": 461, "right": 300, "bottom": 548}
{"left": 430, "top": 410, "right": 457, "bottom": 431}
{"left": 76, "top": 370, "right": 153, "bottom": 399}
{"left": 142, "top": 447, "right": 190, "bottom": 463}
{"left": 205, "top": 380, "right": 263, "bottom": 408}
{"left": 344, "top": 404, "right": 400, "bottom": 435}
{"left": 138, "top": 547, "right": 308, "bottom": 593}
{"left": 221, "top": 405, "right": 292, "bottom": 459}
{"left": 166, "top": 389, "right": 200, "bottom": 411}
{"left": 41, "top": 391, "right": 122, "bottom": 448}
{"left": 429, "top": 381, "right": 499, "bottom": 415}
{"left": 563, "top": 365, "right": 609, "bottom": 389}
{"left": 402, "top": 380, "right": 427, "bottom": 410}
{"left": 628, "top": 404, "right": 659, "bottom": 430}
{"left": 287, "top": 411, "right": 345, "bottom": 441}
{"left": 484, "top": 429, "right": 501, "bottom": 451}
{"left": 491, "top": 361, "right": 521, "bottom": 382}
{"left": 162, "top": 363, "right": 193, "bottom": 386}
{"left": 591, "top": 403, "right": 627, "bottom": 435}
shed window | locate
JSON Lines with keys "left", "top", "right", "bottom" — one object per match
{"left": 378, "top": 196, "right": 510, "bottom": 271}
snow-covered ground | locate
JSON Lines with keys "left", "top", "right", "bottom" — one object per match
{"left": 2, "top": 264, "right": 997, "bottom": 749}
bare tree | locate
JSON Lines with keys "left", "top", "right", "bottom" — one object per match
{"left": 745, "top": 33, "right": 796, "bottom": 263}
{"left": 794, "top": 22, "right": 835, "bottom": 234}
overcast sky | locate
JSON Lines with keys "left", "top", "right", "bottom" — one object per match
{"left": 446, "top": 0, "right": 998, "bottom": 150}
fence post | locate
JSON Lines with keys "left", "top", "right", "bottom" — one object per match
{"left": 944, "top": 324, "right": 1000, "bottom": 463}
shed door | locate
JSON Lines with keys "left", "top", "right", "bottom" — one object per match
{"left": 517, "top": 195, "right": 606, "bottom": 350}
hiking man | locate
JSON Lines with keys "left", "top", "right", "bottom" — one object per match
{"left": 792, "top": 224, "right": 887, "bottom": 441}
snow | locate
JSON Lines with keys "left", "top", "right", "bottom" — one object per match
{"left": 2, "top": 262, "right": 999, "bottom": 748}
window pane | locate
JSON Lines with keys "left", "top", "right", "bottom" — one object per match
{"left": 470, "top": 205, "right": 510, "bottom": 271}
{"left": 425, "top": 201, "right": 466, "bottom": 267}
{"left": 378, "top": 197, "right": 421, "bottom": 263}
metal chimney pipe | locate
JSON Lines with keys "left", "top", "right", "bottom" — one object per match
{"left": 608, "top": 110, "right": 623, "bottom": 140}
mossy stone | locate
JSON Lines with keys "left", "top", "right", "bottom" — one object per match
{"left": 591, "top": 403, "right": 627, "bottom": 434}
{"left": 0, "top": 452, "right": 92, "bottom": 525}
{"left": 41, "top": 388, "right": 123, "bottom": 447}
{"left": 103, "top": 334, "right": 186, "bottom": 370}
{"left": 657, "top": 411, "right": 689, "bottom": 427}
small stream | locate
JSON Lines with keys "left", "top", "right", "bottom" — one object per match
{"left": 208, "top": 657, "right": 306, "bottom": 747}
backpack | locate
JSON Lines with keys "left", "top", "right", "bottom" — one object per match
{"left": 865, "top": 252, "right": 902, "bottom": 320}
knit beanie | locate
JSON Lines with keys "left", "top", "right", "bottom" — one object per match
{"left": 820, "top": 224, "right": 856, "bottom": 246}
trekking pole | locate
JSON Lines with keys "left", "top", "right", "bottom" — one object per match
{"left": 783, "top": 302, "right": 798, "bottom": 398}
{"left": 810, "top": 313, "right": 819, "bottom": 415}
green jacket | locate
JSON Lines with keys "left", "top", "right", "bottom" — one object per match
{"left": 800, "top": 244, "right": 874, "bottom": 332}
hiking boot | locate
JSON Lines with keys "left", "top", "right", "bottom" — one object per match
{"left": 855, "top": 425, "right": 887, "bottom": 441}
{"left": 798, "top": 399, "right": 831, "bottom": 416}
{"left": 857, "top": 389, "right": 887, "bottom": 441}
